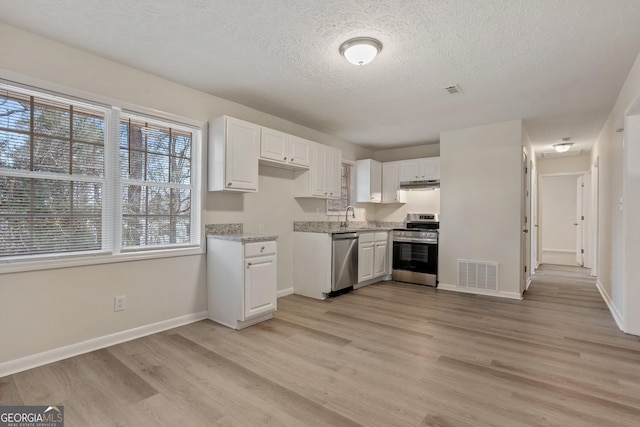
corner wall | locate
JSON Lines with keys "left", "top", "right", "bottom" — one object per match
{"left": 439, "top": 120, "right": 523, "bottom": 298}
{"left": 0, "top": 22, "right": 373, "bottom": 370}
{"left": 591, "top": 48, "right": 640, "bottom": 333}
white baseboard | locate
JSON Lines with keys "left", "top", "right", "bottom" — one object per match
{"left": 0, "top": 311, "right": 208, "bottom": 378}
{"left": 438, "top": 283, "right": 523, "bottom": 300}
{"left": 541, "top": 249, "right": 580, "bottom": 266}
{"left": 595, "top": 280, "right": 625, "bottom": 332}
{"left": 277, "top": 287, "right": 294, "bottom": 298}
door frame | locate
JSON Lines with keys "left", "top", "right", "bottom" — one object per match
{"left": 521, "top": 147, "right": 531, "bottom": 293}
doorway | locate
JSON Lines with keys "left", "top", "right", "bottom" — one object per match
{"left": 539, "top": 173, "right": 587, "bottom": 266}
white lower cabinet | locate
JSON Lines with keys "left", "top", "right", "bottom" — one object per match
{"left": 358, "top": 231, "right": 389, "bottom": 283}
{"left": 207, "top": 237, "right": 277, "bottom": 329}
{"left": 374, "top": 233, "right": 388, "bottom": 277}
{"left": 358, "top": 233, "right": 375, "bottom": 282}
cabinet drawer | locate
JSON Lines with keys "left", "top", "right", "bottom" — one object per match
{"left": 245, "top": 241, "right": 277, "bottom": 258}
{"left": 374, "top": 232, "right": 388, "bottom": 242}
{"left": 359, "top": 232, "right": 374, "bottom": 243}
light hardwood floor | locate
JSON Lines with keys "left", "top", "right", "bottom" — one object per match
{"left": 2, "top": 265, "right": 640, "bottom": 426}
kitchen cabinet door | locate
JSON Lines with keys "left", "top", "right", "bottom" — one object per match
{"left": 311, "top": 144, "right": 328, "bottom": 197}
{"left": 209, "top": 116, "right": 260, "bottom": 192}
{"left": 260, "top": 129, "right": 311, "bottom": 169}
{"left": 359, "top": 242, "right": 375, "bottom": 282}
{"left": 289, "top": 136, "right": 311, "bottom": 167}
{"left": 398, "top": 159, "right": 422, "bottom": 182}
{"left": 382, "top": 162, "right": 406, "bottom": 203}
{"left": 260, "top": 127, "right": 289, "bottom": 163}
{"left": 326, "top": 147, "right": 342, "bottom": 199}
{"left": 245, "top": 255, "right": 277, "bottom": 319}
{"left": 374, "top": 241, "right": 387, "bottom": 277}
{"left": 356, "top": 159, "right": 382, "bottom": 203}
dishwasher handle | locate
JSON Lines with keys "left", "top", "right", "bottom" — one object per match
{"left": 332, "top": 232, "right": 358, "bottom": 240}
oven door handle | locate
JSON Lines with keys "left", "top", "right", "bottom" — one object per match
{"left": 393, "top": 237, "right": 437, "bottom": 244}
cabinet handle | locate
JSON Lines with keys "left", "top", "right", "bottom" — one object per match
{"left": 227, "top": 182, "right": 232, "bottom": 187}
{"left": 291, "top": 158, "right": 294, "bottom": 161}
{"left": 284, "top": 156, "right": 287, "bottom": 161}
{"left": 247, "top": 262, "right": 252, "bottom": 268}
{"left": 261, "top": 246, "right": 265, "bottom": 252}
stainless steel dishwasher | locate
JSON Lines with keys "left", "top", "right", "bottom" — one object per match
{"left": 331, "top": 232, "right": 358, "bottom": 295}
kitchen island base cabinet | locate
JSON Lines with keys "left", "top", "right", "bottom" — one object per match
{"left": 207, "top": 237, "right": 277, "bottom": 329}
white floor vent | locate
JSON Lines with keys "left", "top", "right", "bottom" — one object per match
{"left": 458, "top": 260, "right": 499, "bottom": 291}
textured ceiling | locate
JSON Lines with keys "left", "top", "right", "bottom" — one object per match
{"left": 1, "top": 0, "right": 640, "bottom": 154}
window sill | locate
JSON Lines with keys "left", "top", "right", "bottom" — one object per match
{"left": 0, "top": 245, "right": 205, "bottom": 275}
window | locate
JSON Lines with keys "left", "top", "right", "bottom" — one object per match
{"left": 0, "top": 82, "right": 201, "bottom": 269}
{"left": 119, "top": 116, "right": 195, "bottom": 249}
{"left": 327, "top": 161, "right": 355, "bottom": 214}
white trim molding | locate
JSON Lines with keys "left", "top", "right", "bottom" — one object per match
{"left": 437, "top": 283, "right": 523, "bottom": 300}
{"left": 277, "top": 287, "right": 294, "bottom": 298}
{"left": 596, "top": 280, "right": 625, "bottom": 333}
{"left": 0, "top": 311, "right": 208, "bottom": 378}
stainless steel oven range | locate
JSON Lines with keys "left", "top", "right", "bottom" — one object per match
{"left": 392, "top": 213, "right": 439, "bottom": 286}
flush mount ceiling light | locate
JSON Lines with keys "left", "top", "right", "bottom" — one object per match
{"left": 553, "top": 138, "right": 573, "bottom": 153}
{"left": 339, "top": 37, "right": 382, "bottom": 65}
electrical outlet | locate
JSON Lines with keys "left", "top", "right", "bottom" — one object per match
{"left": 114, "top": 295, "right": 126, "bottom": 312}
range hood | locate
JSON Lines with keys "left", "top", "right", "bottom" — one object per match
{"left": 399, "top": 179, "right": 440, "bottom": 190}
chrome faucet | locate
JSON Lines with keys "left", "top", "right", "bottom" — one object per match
{"left": 345, "top": 205, "right": 355, "bottom": 227}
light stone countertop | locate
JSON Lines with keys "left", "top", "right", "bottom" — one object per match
{"left": 206, "top": 233, "right": 278, "bottom": 243}
{"left": 205, "top": 223, "right": 277, "bottom": 243}
{"left": 293, "top": 221, "right": 402, "bottom": 234}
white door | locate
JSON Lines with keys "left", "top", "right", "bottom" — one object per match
{"left": 590, "top": 160, "right": 599, "bottom": 276}
{"left": 576, "top": 175, "right": 584, "bottom": 266}
{"left": 531, "top": 163, "right": 538, "bottom": 272}
{"left": 244, "top": 256, "right": 277, "bottom": 319}
{"left": 582, "top": 172, "right": 592, "bottom": 269}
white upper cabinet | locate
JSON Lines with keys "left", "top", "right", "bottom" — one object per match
{"left": 398, "top": 157, "right": 440, "bottom": 182}
{"left": 296, "top": 142, "right": 342, "bottom": 199}
{"left": 356, "top": 159, "right": 382, "bottom": 203}
{"left": 288, "top": 136, "right": 311, "bottom": 168}
{"left": 260, "top": 127, "right": 310, "bottom": 169}
{"left": 381, "top": 161, "right": 406, "bottom": 203}
{"left": 209, "top": 116, "right": 260, "bottom": 192}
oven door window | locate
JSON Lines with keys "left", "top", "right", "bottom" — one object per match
{"left": 393, "top": 241, "right": 438, "bottom": 275}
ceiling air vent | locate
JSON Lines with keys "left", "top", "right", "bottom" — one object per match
{"left": 445, "top": 84, "right": 462, "bottom": 94}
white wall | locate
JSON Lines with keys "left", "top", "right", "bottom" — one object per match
{"left": 375, "top": 190, "right": 441, "bottom": 223}
{"left": 536, "top": 153, "right": 591, "bottom": 175}
{"left": 439, "top": 120, "right": 523, "bottom": 298}
{"left": 539, "top": 175, "right": 579, "bottom": 265}
{"left": 373, "top": 143, "right": 440, "bottom": 162}
{"left": 0, "top": 22, "right": 374, "bottom": 367}
{"left": 591, "top": 48, "right": 640, "bottom": 332}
